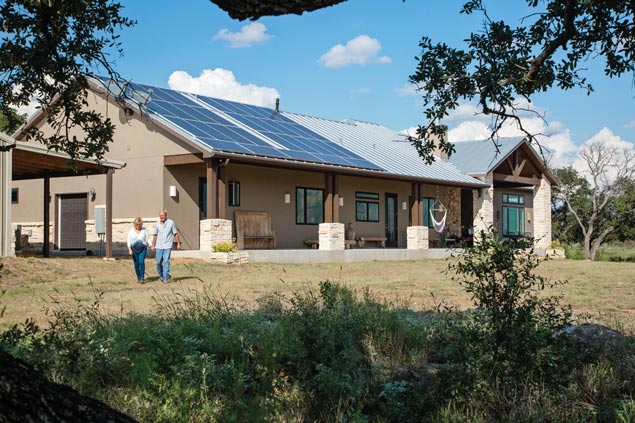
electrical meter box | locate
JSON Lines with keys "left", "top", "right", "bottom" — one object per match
{"left": 95, "top": 205, "right": 106, "bottom": 235}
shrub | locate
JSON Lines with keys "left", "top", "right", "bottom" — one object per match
{"left": 212, "top": 241, "right": 238, "bottom": 253}
{"left": 447, "top": 230, "right": 573, "bottom": 381}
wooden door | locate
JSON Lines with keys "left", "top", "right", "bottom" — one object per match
{"left": 58, "top": 194, "right": 88, "bottom": 250}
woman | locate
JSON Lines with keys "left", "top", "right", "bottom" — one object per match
{"left": 127, "top": 217, "right": 149, "bottom": 283}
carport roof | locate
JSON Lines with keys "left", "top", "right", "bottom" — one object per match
{"left": 10, "top": 140, "right": 125, "bottom": 180}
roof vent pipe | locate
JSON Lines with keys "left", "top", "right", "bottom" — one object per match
{"left": 275, "top": 98, "right": 279, "bottom": 113}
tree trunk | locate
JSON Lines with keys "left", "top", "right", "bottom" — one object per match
{"left": 0, "top": 348, "right": 138, "bottom": 423}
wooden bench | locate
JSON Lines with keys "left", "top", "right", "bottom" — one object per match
{"left": 304, "top": 239, "right": 357, "bottom": 249}
{"left": 356, "top": 236, "right": 387, "bottom": 248}
{"left": 234, "top": 211, "right": 276, "bottom": 250}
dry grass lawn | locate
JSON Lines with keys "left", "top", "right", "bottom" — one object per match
{"left": 1, "top": 256, "right": 635, "bottom": 329}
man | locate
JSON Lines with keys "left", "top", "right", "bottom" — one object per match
{"left": 151, "top": 210, "right": 181, "bottom": 283}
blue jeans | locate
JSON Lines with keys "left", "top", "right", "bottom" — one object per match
{"left": 132, "top": 247, "right": 147, "bottom": 280}
{"left": 155, "top": 248, "right": 172, "bottom": 281}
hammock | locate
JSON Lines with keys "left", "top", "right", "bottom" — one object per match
{"left": 429, "top": 199, "right": 447, "bottom": 234}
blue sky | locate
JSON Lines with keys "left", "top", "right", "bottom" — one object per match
{"left": 103, "top": 0, "right": 635, "bottom": 167}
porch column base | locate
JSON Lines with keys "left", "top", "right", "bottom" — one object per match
{"left": 407, "top": 226, "right": 429, "bottom": 249}
{"left": 319, "top": 222, "right": 345, "bottom": 251}
{"left": 200, "top": 219, "right": 233, "bottom": 251}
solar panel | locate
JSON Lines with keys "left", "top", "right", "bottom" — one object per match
{"left": 191, "top": 95, "right": 381, "bottom": 169}
{"left": 111, "top": 80, "right": 380, "bottom": 169}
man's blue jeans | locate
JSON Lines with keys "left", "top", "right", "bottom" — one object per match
{"left": 155, "top": 248, "right": 172, "bottom": 281}
{"left": 132, "top": 247, "right": 147, "bottom": 280}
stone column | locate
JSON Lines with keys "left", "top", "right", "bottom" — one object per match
{"left": 319, "top": 222, "right": 345, "bottom": 250}
{"left": 407, "top": 226, "right": 429, "bottom": 249}
{"left": 473, "top": 174, "right": 494, "bottom": 243}
{"left": 532, "top": 176, "right": 552, "bottom": 250}
{"left": 200, "top": 219, "right": 233, "bottom": 251}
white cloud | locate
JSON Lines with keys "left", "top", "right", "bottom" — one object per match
{"left": 572, "top": 128, "right": 635, "bottom": 179}
{"left": 168, "top": 69, "right": 280, "bottom": 107}
{"left": 318, "top": 35, "right": 391, "bottom": 68}
{"left": 212, "top": 22, "right": 272, "bottom": 48}
{"left": 397, "top": 83, "right": 418, "bottom": 96}
{"left": 625, "top": 120, "right": 635, "bottom": 129}
{"left": 14, "top": 97, "right": 40, "bottom": 118}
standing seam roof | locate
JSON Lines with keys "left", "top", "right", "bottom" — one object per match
{"left": 283, "top": 113, "right": 485, "bottom": 186}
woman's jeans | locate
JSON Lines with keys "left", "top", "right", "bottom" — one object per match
{"left": 132, "top": 247, "right": 147, "bottom": 280}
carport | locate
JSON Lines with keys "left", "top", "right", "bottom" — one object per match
{"left": 1, "top": 132, "right": 125, "bottom": 257}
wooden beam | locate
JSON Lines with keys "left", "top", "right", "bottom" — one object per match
{"left": 493, "top": 173, "right": 541, "bottom": 186}
{"left": 105, "top": 168, "right": 114, "bottom": 258}
{"left": 324, "top": 174, "right": 333, "bottom": 223}
{"left": 206, "top": 159, "right": 217, "bottom": 219}
{"left": 164, "top": 153, "right": 205, "bottom": 166}
{"left": 514, "top": 158, "right": 527, "bottom": 177}
{"left": 217, "top": 165, "right": 226, "bottom": 219}
{"left": 43, "top": 173, "right": 50, "bottom": 258}
{"left": 332, "top": 174, "right": 339, "bottom": 223}
{"left": 411, "top": 182, "right": 421, "bottom": 226}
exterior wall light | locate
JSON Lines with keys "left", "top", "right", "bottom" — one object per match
{"left": 284, "top": 193, "right": 291, "bottom": 204}
{"left": 169, "top": 185, "right": 177, "bottom": 197}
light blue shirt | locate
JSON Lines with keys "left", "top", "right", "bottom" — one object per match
{"left": 153, "top": 218, "right": 178, "bottom": 249}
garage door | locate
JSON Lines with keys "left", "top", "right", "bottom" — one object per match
{"left": 58, "top": 194, "right": 88, "bottom": 250}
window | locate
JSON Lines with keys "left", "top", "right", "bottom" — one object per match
{"left": 11, "top": 188, "right": 18, "bottom": 204}
{"left": 355, "top": 192, "right": 379, "bottom": 222}
{"left": 502, "top": 193, "right": 525, "bottom": 205}
{"left": 228, "top": 181, "right": 240, "bottom": 206}
{"left": 296, "top": 187, "right": 324, "bottom": 224}
{"left": 422, "top": 197, "right": 435, "bottom": 228}
{"left": 198, "top": 178, "right": 207, "bottom": 219}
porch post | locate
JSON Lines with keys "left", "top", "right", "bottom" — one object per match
{"left": 105, "top": 168, "right": 114, "bottom": 259}
{"left": 217, "top": 164, "right": 226, "bottom": 219}
{"left": 332, "top": 174, "right": 339, "bottom": 223}
{"left": 206, "top": 159, "right": 217, "bottom": 219}
{"left": 324, "top": 173, "right": 333, "bottom": 223}
{"left": 532, "top": 175, "right": 552, "bottom": 250}
{"left": 411, "top": 182, "right": 421, "bottom": 226}
{"left": 473, "top": 174, "right": 494, "bottom": 243}
{"left": 43, "top": 172, "right": 50, "bottom": 258}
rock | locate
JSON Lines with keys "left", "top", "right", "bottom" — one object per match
{"left": 560, "top": 323, "right": 627, "bottom": 351}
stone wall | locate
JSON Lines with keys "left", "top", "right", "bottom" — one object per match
{"left": 407, "top": 226, "right": 429, "bottom": 249}
{"left": 473, "top": 174, "right": 494, "bottom": 242}
{"left": 319, "top": 223, "right": 345, "bottom": 250}
{"left": 199, "top": 219, "right": 233, "bottom": 251}
{"left": 443, "top": 186, "right": 462, "bottom": 235}
{"left": 11, "top": 222, "right": 54, "bottom": 253}
{"left": 532, "top": 176, "right": 552, "bottom": 250}
{"left": 85, "top": 217, "right": 156, "bottom": 255}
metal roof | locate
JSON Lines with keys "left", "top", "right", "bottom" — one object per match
{"left": 283, "top": 113, "right": 486, "bottom": 186}
{"left": 448, "top": 137, "right": 526, "bottom": 175}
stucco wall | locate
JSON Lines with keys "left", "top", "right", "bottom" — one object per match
{"left": 12, "top": 89, "right": 199, "bottom": 247}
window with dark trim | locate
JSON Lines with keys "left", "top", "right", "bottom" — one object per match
{"left": 198, "top": 177, "right": 207, "bottom": 219}
{"left": 296, "top": 187, "right": 324, "bottom": 224}
{"left": 422, "top": 197, "right": 435, "bottom": 228}
{"left": 502, "top": 193, "right": 525, "bottom": 205}
{"left": 228, "top": 181, "right": 240, "bottom": 206}
{"left": 11, "top": 188, "right": 18, "bottom": 204}
{"left": 356, "top": 191, "right": 379, "bottom": 222}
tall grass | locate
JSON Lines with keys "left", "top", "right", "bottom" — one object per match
{"left": 2, "top": 279, "right": 635, "bottom": 422}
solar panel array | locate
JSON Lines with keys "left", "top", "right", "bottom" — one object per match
{"left": 122, "top": 81, "right": 380, "bottom": 170}
{"left": 196, "top": 95, "right": 379, "bottom": 169}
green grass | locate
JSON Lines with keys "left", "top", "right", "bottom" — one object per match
{"left": 2, "top": 281, "right": 635, "bottom": 423}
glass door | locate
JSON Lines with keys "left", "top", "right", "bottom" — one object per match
{"left": 385, "top": 193, "right": 398, "bottom": 247}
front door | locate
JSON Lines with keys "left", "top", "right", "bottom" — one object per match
{"left": 385, "top": 193, "right": 398, "bottom": 247}
{"left": 58, "top": 194, "right": 88, "bottom": 250}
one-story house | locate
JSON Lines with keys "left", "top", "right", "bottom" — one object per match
{"left": 10, "top": 78, "right": 554, "bottom": 255}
